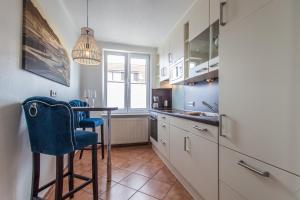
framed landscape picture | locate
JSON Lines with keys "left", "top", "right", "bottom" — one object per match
{"left": 22, "top": 0, "right": 70, "bottom": 86}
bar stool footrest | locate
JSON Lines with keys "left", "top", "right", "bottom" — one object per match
{"left": 37, "top": 172, "right": 93, "bottom": 199}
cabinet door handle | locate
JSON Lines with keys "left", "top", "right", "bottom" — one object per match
{"left": 238, "top": 160, "right": 270, "bottom": 177}
{"left": 184, "top": 137, "right": 187, "bottom": 152}
{"left": 193, "top": 126, "right": 208, "bottom": 132}
{"left": 186, "top": 136, "right": 191, "bottom": 153}
{"left": 160, "top": 138, "right": 166, "bottom": 145}
{"left": 219, "top": 114, "right": 227, "bottom": 137}
{"left": 220, "top": 2, "right": 227, "bottom": 26}
{"left": 196, "top": 68, "right": 208, "bottom": 73}
{"left": 162, "top": 124, "right": 166, "bottom": 128}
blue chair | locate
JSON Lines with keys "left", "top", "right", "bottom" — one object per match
{"left": 23, "top": 97, "right": 98, "bottom": 200}
{"left": 69, "top": 100, "right": 105, "bottom": 160}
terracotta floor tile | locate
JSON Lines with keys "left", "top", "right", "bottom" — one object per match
{"left": 152, "top": 167, "right": 177, "bottom": 184}
{"left": 72, "top": 190, "right": 93, "bottom": 200}
{"left": 83, "top": 176, "right": 117, "bottom": 194}
{"left": 118, "top": 159, "right": 146, "bottom": 172}
{"left": 139, "top": 179, "right": 172, "bottom": 199}
{"left": 119, "top": 173, "right": 149, "bottom": 190}
{"left": 44, "top": 146, "right": 193, "bottom": 200}
{"left": 129, "top": 192, "right": 158, "bottom": 200}
{"left": 111, "top": 168, "right": 132, "bottom": 182}
{"left": 100, "top": 183, "right": 136, "bottom": 200}
{"left": 164, "top": 183, "right": 194, "bottom": 200}
{"left": 148, "top": 157, "right": 164, "bottom": 167}
{"left": 135, "top": 162, "right": 163, "bottom": 178}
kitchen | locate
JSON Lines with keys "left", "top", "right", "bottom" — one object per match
{"left": 0, "top": 0, "right": 299, "bottom": 200}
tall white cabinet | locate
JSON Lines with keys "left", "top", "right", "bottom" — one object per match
{"left": 219, "top": 0, "right": 300, "bottom": 199}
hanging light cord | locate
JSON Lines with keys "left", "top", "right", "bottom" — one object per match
{"left": 86, "top": 0, "right": 89, "bottom": 28}
{"left": 86, "top": 0, "right": 90, "bottom": 49}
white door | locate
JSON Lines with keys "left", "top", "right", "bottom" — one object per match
{"left": 219, "top": 0, "right": 300, "bottom": 176}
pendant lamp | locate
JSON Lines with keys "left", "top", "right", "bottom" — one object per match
{"left": 72, "top": 0, "right": 101, "bottom": 65}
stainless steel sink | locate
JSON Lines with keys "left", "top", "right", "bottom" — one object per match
{"left": 183, "top": 111, "right": 219, "bottom": 117}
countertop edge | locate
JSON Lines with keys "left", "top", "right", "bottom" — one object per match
{"left": 149, "top": 109, "right": 219, "bottom": 127}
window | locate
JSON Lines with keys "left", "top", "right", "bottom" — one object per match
{"left": 104, "top": 51, "right": 150, "bottom": 112}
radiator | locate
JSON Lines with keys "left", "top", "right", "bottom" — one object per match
{"left": 102, "top": 116, "right": 149, "bottom": 145}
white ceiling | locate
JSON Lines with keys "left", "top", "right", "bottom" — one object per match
{"left": 61, "top": 0, "right": 196, "bottom": 47}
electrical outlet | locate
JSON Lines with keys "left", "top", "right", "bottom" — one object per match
{"left": 50, "top": 90, "right": 57, "bottom": 97}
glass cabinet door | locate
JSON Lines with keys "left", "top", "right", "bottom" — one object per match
{"left": 209, "top": 20, "right": 219, "bottom": 71}
{"left": 189, "top": 26, "right": 210, "bottom": 78}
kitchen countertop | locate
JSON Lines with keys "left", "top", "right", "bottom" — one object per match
{"left": 150, "top": 109, "right": 219, "bottom": 127}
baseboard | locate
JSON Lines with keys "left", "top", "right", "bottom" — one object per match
{"left": 111, "top": 142, "right": 150, "bottom": 147}
{"left": 152, "top": 145, "right": 204, "bottom": 200}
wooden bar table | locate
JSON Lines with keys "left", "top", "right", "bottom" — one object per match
{"left": 71, "top": 106, "right": 118, "bottom": 182}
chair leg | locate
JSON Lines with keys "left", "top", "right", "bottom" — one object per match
{"left": 79, "top": 127, "right": 86, "bottom": 160}
{"left": 68, "top": 152, "right": 74, "bottom": 199}
{"left": 92, "top": 144, "right": 98, "bottom": 200}
{"left": 31, "top": 153, "right": 40, "bottom": 200}
{"left": 101, "top": 125, "right": 105, "bottom": 160}
{"left": 55, "top": 155, "right": 64, "bottom": 200}
{"left": 79, "top": 150, "right": 84, "bottom": 159}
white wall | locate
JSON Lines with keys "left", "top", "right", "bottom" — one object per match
{"left": 0, "top": 0, "right": 81, "bottom": 199}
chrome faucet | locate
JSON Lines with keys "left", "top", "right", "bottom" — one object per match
{"left": 202, "top": 101, "right": 218, "bottom": 113}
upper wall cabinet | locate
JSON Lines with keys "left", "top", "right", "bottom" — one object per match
{"left": 210, "top": 0, "right": 220, "bottom": 24}
{"left": 189, "top": 0, "right": 209, "bottom": 42}
{"left": 170, "top": 23, "right": 184, "bottom": 64}
{"left": 219, "top": 0, "right": 272, "bottom": 32}
{"left": 159, "top": 39, "right": 170, "bottom": 82}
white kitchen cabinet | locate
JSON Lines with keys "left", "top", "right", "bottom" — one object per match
{"left": 157, "top": 113, "right": 170, "bottom": 159}
{"left": 170, "top": 23, "right": 184, "bottom": 64}
{"left": 219, "top": 181, "right": 247, "bottom": 200}
{"left": 157, "top": 121, "right": 170, "bottom": 160}
{"left": 169, "top": 58, "right": 184, "bottom": 84}
{"left": 210, "top": 0, "right": 220, "bottom": 25}
{"left": 189, "top": 0, "right": 209, "bottom": 41}
{"left": 220, "top": 146, "right": 300, "bottom": 200}
{"left": 170, "top": 116, "right": 218, "bottom": 143}
{"left": 159, "top": 39, "right": 170, "bottom": 82}
{"left": 219, "top": 0, "right": 272, "bottom": 32}
{"left": 170, "top": 125, "right": 218, "bottom": 200}
{"left": 219, "top": 0, "right": 300, "bottom": 175}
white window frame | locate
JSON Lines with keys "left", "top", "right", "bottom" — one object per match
{"left": 103, "top": 50, "right": 150, "bottom": 113}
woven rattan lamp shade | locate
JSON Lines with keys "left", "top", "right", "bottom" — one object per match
{"left": 72, "top": 27, "right": 101, "bottom": 66}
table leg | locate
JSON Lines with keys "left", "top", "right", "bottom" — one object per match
{"left": 107, "top": 111, "right": 112, "bottom": 182}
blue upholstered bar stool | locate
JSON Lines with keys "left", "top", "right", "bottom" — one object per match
{"left": 23, "top": 97, "right": 98, "bottom": 200}
{"left": 69, "top": 100, "right": 105, "bottom": 160}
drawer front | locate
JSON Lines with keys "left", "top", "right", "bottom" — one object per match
{"left": 220, "top": 181, "right": 247, "bottom": 200}
{"left": 158, "top": 122, "right": 170, "bottom": 159}
{"left": 157, "top": 113, "right": 170, "bottom": 124}
{"left": 220, "top": 147, "right": 300, "bottom": 200}
{"left": 170, "top": 116, "right": 218, "bottom": 143}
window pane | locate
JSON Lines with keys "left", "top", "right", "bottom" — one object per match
{"left": 130, "top": 57, "right": 147, "bottom": 109}
{"left": 107, "top": 54, "right": 125, "bottom": 109}
{"left": 130, "top": 58, "right": 146, "bottom": 83}
{"left": 131, "top": 83, "right": 146, "bottom": 108}
{"left": 107, "top": 82, "right": 125, "bottom": 108}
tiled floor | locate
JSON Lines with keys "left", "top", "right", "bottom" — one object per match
{"left": 45, "top": 145, "right": 193, "bottom": 200}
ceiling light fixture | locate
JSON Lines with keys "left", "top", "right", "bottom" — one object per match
{"left": 72, "top": 0, "right": 101, "bottom": 66}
